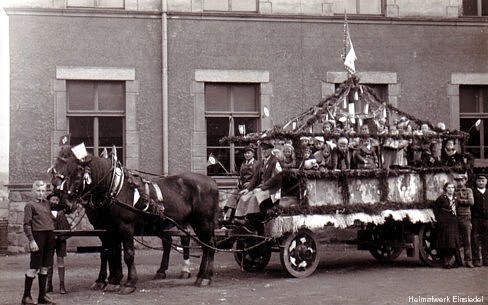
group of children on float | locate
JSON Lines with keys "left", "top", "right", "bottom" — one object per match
{"left": 269, "top": 117, "right": 465, "bottom": 173}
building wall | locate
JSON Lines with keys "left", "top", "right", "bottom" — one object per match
{"left": 8, "top": 13, "right": 164, "bottom": 183}
{"left": 3, "top": 0, "right": 488, "bottom": 252}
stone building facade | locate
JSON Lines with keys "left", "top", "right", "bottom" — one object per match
{"left": 2, "top": 0, "right": 487, "bottom": 253}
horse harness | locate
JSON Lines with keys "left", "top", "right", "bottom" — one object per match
{"left": 75, "top": 153, "right": 166, "bottom": 218}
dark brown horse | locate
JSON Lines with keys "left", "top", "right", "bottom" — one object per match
{"left": 50, "top": 147, "right": 219, "bottom": 294}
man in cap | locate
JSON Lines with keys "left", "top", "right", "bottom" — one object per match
{"left": 234, "top": 141, "right": 283, "bottom": 232}
{"left": 454, "top": 173, "right": 474, "bottom": 267}
{"left": 472, "top": 173, "right": 488, "bottom": 267}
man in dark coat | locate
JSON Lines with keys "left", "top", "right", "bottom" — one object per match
{"left": 472, "top": 173, "right": 488, "bottom": 267}
{"left": 235, "top": 142, "right": 283, "bottom": 221}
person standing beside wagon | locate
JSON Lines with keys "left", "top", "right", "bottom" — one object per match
{"left": 472, "top": 173, "right": 488, "bottom": 267}
{"left": 21, "top": 180, "right": 56, "bottom": 305}
{"left": 454, "top": 174, "right": 474, "bottom": 268}
{"left": 433, "top": 182, "right": 461, "bottom": 269}
{"left": 46, "top": 192, "right": 72, "bottom": 294}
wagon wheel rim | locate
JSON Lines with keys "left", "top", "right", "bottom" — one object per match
{"left": 419, "top": 223, "right": 442, "bottom": 267}
{"left": 234, "top": 238, "right": 272, "bottom": 272}
{"left": 280, "top": 229, "right": 320, "bottom": 278}
{"left": 368, "top": 225, "right": 403, "bottom": 262}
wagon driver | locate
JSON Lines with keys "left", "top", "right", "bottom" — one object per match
{"left": 235, "top": 141, "right": 283, "bottom": 228}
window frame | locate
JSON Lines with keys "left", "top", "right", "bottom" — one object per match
{"left": 459, "top": 85, "right": 488, "bottom": 160}
{"left": 54, "top": 66, "right": 139, "bottom": 169}
{"left": 205, "top": 83, "right": 261, "bottom": 176}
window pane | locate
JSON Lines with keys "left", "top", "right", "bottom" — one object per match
{"left": 234, "top": 117, "right": 258, "bottom": 136}
{"left": 233, "top": 85, "right": 258, "bottom": 112}
{"left": 207, "top": 117, "right": 230, "bottom": 146}
{"left": 460, "top": 86, "right": 478, "bottom": 113}
{"left": 461, "top": 118, "right": 481, "bottom": 146}
{"left": 463, "top": 0, "right": 478, "bottom": 15}
{"left": 98, "top": 82, "right": 125, "bottom": 111}
{"left": 207, "top": 147, "right": 230, "bottom": 176}
{"left": 358, "top": 0, "right": 381, "bottom": 14}
{"left": 204, "top": 0, "right": 229, "bottom": 10}
{"left": 97, "top": 0, "right": 124, "bottom": 8}
{"left": 68, "top": 81, "right": 95, "bottom": 111}
{"left": 483, "top": 0, "right": 488, "bottom": 15}
{"left": 99, "top": 117, "right": 123, "bottom": 146}
{"left": 333, "top": 0, "right": 357, "bottom": 14}
{"left": 232, "top": 0, "right": 257, "bottom": 12}
{"left": 483, "top": 86, "right": 488, "bottom": 112}
{"left": 206, "top": 84, "right": 230, "bottom": 111}
{"left": 69, "top": 117, "right": 94, "bottom": 147}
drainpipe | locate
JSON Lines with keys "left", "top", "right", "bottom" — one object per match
{"left": 162, "top": 0, "right": 169, "bottom": 175}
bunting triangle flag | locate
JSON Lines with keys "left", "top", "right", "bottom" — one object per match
{"left": 59, "top": 134, "right": 71, "bottom": 146}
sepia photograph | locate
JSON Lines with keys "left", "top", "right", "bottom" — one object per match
{"left": 0, "top": 1, "right": 487, "bottom": 304}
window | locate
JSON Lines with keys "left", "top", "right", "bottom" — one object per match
{"left": 67, "top": 0, "right": 125, "bottom": 9}
{"left": 67, "top": 80, "right": 125, "bottom": 160}
{"left": 206, "top": 83, "right": 260, "bottom": 176}
{"left": 459, "top": 85, "right": 488, "bottom": 159}
{"left": 204, "top": 0, "right": 257, "bottom": 12}
{"left": 333, "top": 0, "right": 384, "bottom": 15}
{"left": 463, "top": 0, "right": 488, "bottom": 16}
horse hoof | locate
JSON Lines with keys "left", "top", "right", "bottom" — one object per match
{"left": 119, "top": 286, "right": 136, "bottom": 295}
{"left": 103, "top": 284, "right": 120, "bottom": 292}
{"left": 195, "top": 278, "right": 212, "bottom": 287}
{"left": 179, "top": 271, "right": 191, "bottom": 279}
{"left": 90, "top": 282, "right": 107, "bottom": 291}
{"left": 153, "top": 272, "right": 167, "bottom": 280}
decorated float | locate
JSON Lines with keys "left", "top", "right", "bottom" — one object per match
{"left": 220, "top": 21, "right": 471, "bottom": 275}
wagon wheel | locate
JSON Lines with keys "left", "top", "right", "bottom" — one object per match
{"left": 368, "top": 225, "right": 403, "bottom": 262}
{"left": 234, "top": 237, "right": 272, "bottom": 272}
{"left": 280, "top": 229, "right": 320, "bottom": 278}
{"left": 419, "top": 223, "right": 442, "bottom": 267}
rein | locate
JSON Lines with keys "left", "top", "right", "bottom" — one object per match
{"left": 113, "top": 199, "right": 271, "bottom": 254}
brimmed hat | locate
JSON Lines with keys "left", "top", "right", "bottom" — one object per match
{"left": 47, "top": 192, "right": 61, "bottom": 200}
{"left": 243, "top": 145, "right": 255, "bottom": 153}
{"left": 476, "top": 173, "right": 487, "bottom": 180}
{"left": 260, "top": 142, "right": 274, "bottom": 150}
{"left": 454, "top": 173, "right": 468, "bottom": 180}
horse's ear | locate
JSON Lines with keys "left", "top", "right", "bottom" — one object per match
{"left": 80, "top": 155, "right": 92, "bottom": 164}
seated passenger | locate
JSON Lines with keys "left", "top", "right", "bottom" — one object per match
{"left": 383, "top": 125, "right": 409, "bottom": 169}
{"left": 222, "top": 145, "right": 258, "bottom": 222}
{"left": 313, "top": 141, "right": 333, "bottom": 172}
{"left": 235, "top": 142, "right": 283, "bottom": 229}
{"left": 331, "top": 137, "right": 351, "bottom": 170}
{"left": 353, "top": 137, "right": 379, "bottom": 169}
{"left": 312, "top": 136, "right": 325, "bottom": 154}
{"left": 282, "top": 143, "right": 297, "bottom": 169}
{"left": 441, "top": 139, "right": 464, "bottom": 167}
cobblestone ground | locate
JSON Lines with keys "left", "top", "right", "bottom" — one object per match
{"left": 1, "top": 243, "right": 487, "bottom": 305}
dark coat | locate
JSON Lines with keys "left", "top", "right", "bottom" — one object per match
{"left": 238, "top": 158, "right": 257, "bottom": 190}
{"left": 434, "top": 194, "right": 460, "bottom": 249}
{"left": 331, "top": 147, "right": 351, "bottom": 170}
{"left": 472, "top": 188, "right": 488, "bottom": 220}
{"left": 247, "top": 154, "right": 282, "bottom": 196}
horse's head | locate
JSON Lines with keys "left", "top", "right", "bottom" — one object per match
{"left": 49, "top": 146, "right": 92, "bottom": 200}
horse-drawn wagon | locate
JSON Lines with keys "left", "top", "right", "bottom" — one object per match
{"left": 49, "top": 75, "right": 470, "bottom": 292}
{"left": 217, "top": 75, "right": 470, "bottom": 278}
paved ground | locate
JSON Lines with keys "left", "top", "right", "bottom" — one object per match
{"left": 1, "top": 242, "right": 487, "bottom": 305}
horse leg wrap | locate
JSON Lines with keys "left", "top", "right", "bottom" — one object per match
{"left": 179, "top": 259, "right": 191, "bottom": 279}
